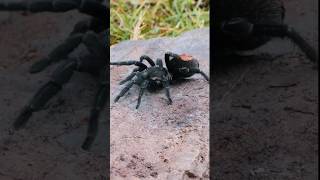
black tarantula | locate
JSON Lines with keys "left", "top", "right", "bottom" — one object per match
{"left": 110, "top": 52, "right": 209, "bottom": 109}
{"left": 214, "top": 0, "right": 318, "bottom": 64}
{"left": 0, "top": 0, "right": 108, "bottom": 150}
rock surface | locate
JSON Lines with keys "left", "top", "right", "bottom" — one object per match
{"left": 110, "top": 28, "right": 210, "bottom": 179}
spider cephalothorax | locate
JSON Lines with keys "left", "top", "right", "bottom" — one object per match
{"left": 0, "top": 0, "right": 108, "bottom": 150}
{"left": 214, "top": 0, "right": 318, "bottom": 63}
{"left": 110, "top": 52, "right": 209, "bottom": 109}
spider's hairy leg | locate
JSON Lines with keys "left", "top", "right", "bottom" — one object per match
{"left": 14, "top": 59, "right": 78, "bottom": 129}
{"left": 190, "top": 68, "right": 210, "bottom": 81}
{"left": 140, "top": 55, "right": 155, "bottom": 66}
{"left": 119, "top": 68, "right": 139, "bottom": 85}
{"left": 156, "top": 58, "right": 163, "bottom": 67}
{"left": 30, "top": 18, "right": 106, "bottom": 73}
{"left": 30, "top": 33, "right": 83, "bottom": 73}
{"left": 82, "top": 31, "right": 106, "bottom": 57}
{"left": 163, "top": 79, "right": 173, "bottom": 105}
{"left": 82, "top": 69, "right": 107, "bottom": 150}
{"left": 252, "top": 24, "right": 319, "bottom": 63}
{"left": 136, "top": 81, "right": 148, "bottom": 109}
{"left": 114, "top": 80, "right": 135, "bottom": 103}
{"left": 110, "top": 61, "right": 148, "bottom": 69}
{"left": 286, "top": 27, "right": 318, "bottom": 63}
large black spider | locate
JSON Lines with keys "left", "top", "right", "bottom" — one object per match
{"left": 110, "top": 52, "right": 209, "bottom": 109}
{"left": 0, "top": 0, "right": 109, "bottom": 150}
{"left": 214, "top": 0, "right": 318, "bottom": 64}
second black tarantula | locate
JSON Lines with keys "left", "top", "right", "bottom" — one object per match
{"left": 110, "top": 52, "right": 209, "bottom": 109}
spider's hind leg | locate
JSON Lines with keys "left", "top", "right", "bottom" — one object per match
{"left": 82, "top": 69, "right": 107, "bottom": 150}
{"left": 190, "top": 68, "right": 210, "bottom": 81}
{"left": 14, "top": 59, "right": 78, "bottom": 129}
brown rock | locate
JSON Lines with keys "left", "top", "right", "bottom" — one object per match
{"left": 110, "top": 28, "right": 209, "bottom": 179}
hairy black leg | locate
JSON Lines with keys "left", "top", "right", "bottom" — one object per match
{"left": 30, "top": 33, "right": 84, "bottom": 73}
{"left": 163, "top": 80, "right": 172, "bottom": 105}
{"left": 119, "top": 68, "right": 139, "bottom": 85}
{"left": 252, "top": 23, "right": 318, "bottom": 63}
{"left": 140, "top": 55, "right": 155, "bottom": 66}
{"left": 110, "top": 61, "right": 148, "bottom": 70}
{"left": 114, "top": 80, "right": 135, "bottom": 102}
{"left": 82, "top": 31, "right": 106, "bottom": 58}
{"left": 136, "top": 81, "right": 148, "bottom": 109}
{"left": 78, "top": 0, "right": 108, "bottom": 18}
{"left": 286, "top": 27, "right": 318, "bottom": 63}
{"left": 14, "top": 59, "right": 78, "bottom": 129}
{"left": 82, "top": 69, "right": 107, "bottom": 150}
{"left": 30, "top": 18, "right": 106, "bottom": 73}
{"left": 110, "top": 56, "right": 150, "bottom": 85}
{"left": 156, "top": 58, "right": 163, "bottom": 67}
{"left": 190, "top": 68, "right": 210, "bottom": 81}
{"left": 71, "top": 18, "right": 107, "bottom": 35}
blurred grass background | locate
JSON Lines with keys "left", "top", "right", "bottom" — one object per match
{"left": 110, "top": 0, "right": 209, "bottom": 45}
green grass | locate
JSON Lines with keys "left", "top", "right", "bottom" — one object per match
{"left": 110, "top": 0, "right": 209, "bottom": 45}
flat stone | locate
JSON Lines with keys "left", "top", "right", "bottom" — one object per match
{"left": 110, "top": 28, "right": 210, "bottom": 179}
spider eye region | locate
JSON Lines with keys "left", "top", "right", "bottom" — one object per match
{"left": 150, "top": 77, "right": 162, "bottom": 81}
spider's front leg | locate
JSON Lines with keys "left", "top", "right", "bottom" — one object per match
{"left": 110, "top": 56, "right": 155, "bottom": 81}
{"left": 114, "top": 80, "right": 134, "bottom": 103}
{"left": 110, "top": 60, "right": 147, "bottom": 84}
{"left": 113, "top": 73, "right": 145, "bottom": 104}
{"left": 14, "top": 58, "right": 79, "bottom": 129}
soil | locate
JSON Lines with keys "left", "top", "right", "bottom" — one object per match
{"left": 211, "top": 0, "right": 318, "bottom": 179}
{"left": 0, "top": 11, "right": 107, "bottom": 180}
